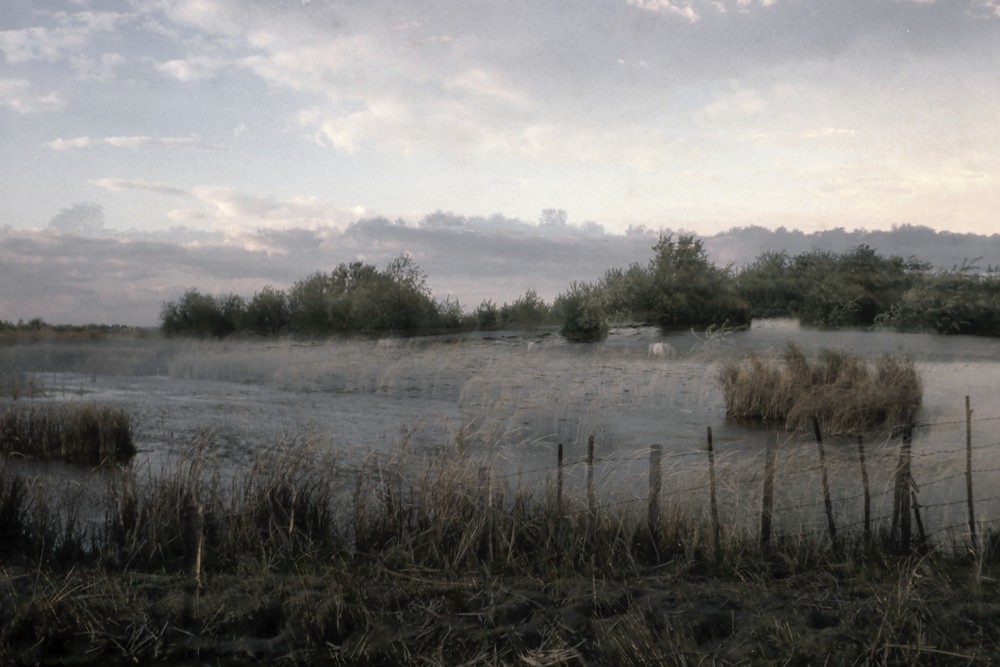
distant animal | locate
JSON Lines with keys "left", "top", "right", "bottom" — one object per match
{"left": 648, "top": 342, "right": 674, "bottom": 358}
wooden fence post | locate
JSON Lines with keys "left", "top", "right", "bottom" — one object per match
{"left": 899, "top": 424, "right": 913, "bottom": 550}
{"left": 911, "top": 489, "right": 926, "bottom": 546}
{"left": 812, "top": 417, "right": 837, "bottom": 547}
{"left": 857, "top": 435, "right": 871, "bottom": 545}
{"left": 479, "top": 466, "right": 494, "bottom": 562}
{"left": 707, "top": 426, "right": 721, "bottom": 558}
{"left": 760, "top": 439, "right": 776, "bottom": 553}
{"left": 587, "top": 435, "right": 596, "bottom": 525}
{"left": 648, "top": 445, "right": 662, "bottom": 545}
{"left": 966, "top": 396, "right": 978, "bottom": 554}
{"left": 555, "top": 443, "right": 564, "bottom": 548}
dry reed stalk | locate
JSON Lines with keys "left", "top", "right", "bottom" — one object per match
{"left": 720, "top": 343, "right": 922, "bottom": 434}
{"left": 0, "top": 403, "right": 135, "bottom": 465}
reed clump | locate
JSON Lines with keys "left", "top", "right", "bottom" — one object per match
{"left": 0, "top": 403, "right": 136, "bottom": 465}
{"left": 720, "top": 343, "right": 922, "bottom": 433}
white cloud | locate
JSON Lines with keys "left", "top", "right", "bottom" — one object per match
{"left": 699, "top": 88, "right": 767, "bottom": 120}
{"left": 969, "top": 0, "right": 1000, "bottom": 17}
{"left": 47, "top": 135, "right": 216, "bottom": 150}
{"left": 93, "top": 177, "right": 360, "bottom": 233}
{"left": 155, "top": 55, "right": 229, "bottom": 81}
{"left": 70, "top": 52, "right": 126, "bottom": 80}
{"left": 0, "top": 11, "right": 132, "bottom": 63}
{"left": 0, "top": 78, "right": 65, "bottom": 113}
{"left": 0, "top": 26, "right": 89, "bottom": 62}
{"left": 445, "top": 69, "right": 534, "bottom": 109}
{"left": 91, "top": 178, "right": 191, "bottom": 197}
{"left": 800, "top": 127, "right": 858, "bottom": 140}
{"left": 626, "top": 0, "right": 701, "bottom": 21}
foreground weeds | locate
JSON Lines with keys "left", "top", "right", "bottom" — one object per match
{"left": 1, "top": 442, "right": 998, "bottom": 665}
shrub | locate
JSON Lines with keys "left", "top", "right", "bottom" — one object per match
{"left": 555, "top": 282, "right": 609, "bottom": 342}
{"left": 719, "top": 344, "right": 922, "bottom": 434}
{"left": 499, "top": 289, "right": 553, "bottom": 328}
{"left": 877, "top": 269, "right": 1000, "bottom": 336}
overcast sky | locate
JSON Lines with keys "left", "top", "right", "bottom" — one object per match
{"left": 2, "top": 0, "right": 999, "bottom": 324}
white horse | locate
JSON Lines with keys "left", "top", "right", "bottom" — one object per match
{"left": 647, "top": 342, "right": 674, "bottom": 358}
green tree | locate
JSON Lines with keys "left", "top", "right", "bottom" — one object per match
{"left": 555, "top": 282, "right": 609, "bottom": 341}
{"left": 245, "top": 286, "right": 289, "bottom": 335}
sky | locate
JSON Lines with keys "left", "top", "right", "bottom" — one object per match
{"left": 1, "top": 0, "right": 999, "bottom": 325}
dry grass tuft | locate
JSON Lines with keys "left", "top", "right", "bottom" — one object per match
{"left": 0, "top": 403, "right": 135, "bottom": 465}
{"left": 720, "top": 343, "right": 922, "bottom": 434}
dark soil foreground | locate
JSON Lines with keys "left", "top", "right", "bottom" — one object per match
{"left": 3, "top": 558, "right": 1000, "bottom": 666}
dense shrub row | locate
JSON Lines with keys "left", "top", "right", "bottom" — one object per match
{"left": 157, "top": 240, "right": 1000, "bottom": 341}
{"left": 734, "top": 246, "right": 1000, "bottom": 334}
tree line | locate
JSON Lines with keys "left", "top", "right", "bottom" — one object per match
{"left": 158, "top": 236, "right": 1000, "bottom": 340}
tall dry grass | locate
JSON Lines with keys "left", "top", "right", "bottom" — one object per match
{"left": 719, "top": 343, "right": 922, "bottom": 434}
{"left": 0, "top": 403, "right": 135, "bottom": 465}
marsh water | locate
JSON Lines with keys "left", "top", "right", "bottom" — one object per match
{"left": 4, "top": 319, "right": 1000, "bottom": 540}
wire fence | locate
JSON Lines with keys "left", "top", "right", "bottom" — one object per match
{"left": 457, "top": 397, "right": 1000, "bottom": 553}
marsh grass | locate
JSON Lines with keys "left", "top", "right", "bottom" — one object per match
{"left": 0, "top": 403, "right": 136, "bottom": 465}
{"left": 0, "top": 369, "right": 40, "bottom": 400}
{"left": 720, "top": 343, "right": 922, "bottom": 434}
{"left": 3, "top": 439, "right": 1000, "bottom": 665}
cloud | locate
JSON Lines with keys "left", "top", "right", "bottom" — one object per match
{"left": 47, "top": 135, "right": 217, "bottom": 150}
{"left": 0, "top": 10, "right": 133, "bottom": 64}
{"left": 155, "top": 55, "right": 230, "bottom": 81}
{"left": 47, "top": 202, "right": 106, "bottom": 234}
{"left": 91, "top": 178, "right": 191, "bottom": 197}
{"left": 799, "top": 127, "right": 857, "bottom": 140}
{"left": 69, "top": 51, "right": 125, "bottom": 81}
{"left": 626, "top": 0, "right": 701, "bottom": 21}
{"left": 969, "top": 0, "right": 1000, "bottom": 17}
{"left": 699, "top": 88, "right": 768, "bottom": 120}
{"left": 0, "top": 78, "right": 65, "bottom": 113}
{"left": 92, "top": 178, "right": 361, "bottom": 234}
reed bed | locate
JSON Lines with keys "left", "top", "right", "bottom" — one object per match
{"left": 719, "top": 343, "right": 922, "bottom": 434}
{"left": 0, "top": 403, "right": 136, "bottom": 465}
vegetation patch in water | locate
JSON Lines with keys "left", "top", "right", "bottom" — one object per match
{"left": 0, "top": 403, "right": 136, "bottom": 465}
{"left": 720, "top": 343, "right": 922, "bottom": 434}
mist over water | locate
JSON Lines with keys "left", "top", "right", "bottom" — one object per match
{"left": 4, "top": 319, "right": 1000, "bottom": 541}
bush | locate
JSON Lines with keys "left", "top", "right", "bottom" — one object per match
{"left": 159, "top": 289, "right": 238, "bottom": 338}
{"left": 877, "top": 269, "right": 1000, "bottom": 336}
{"left": 736, "top": 246, "right": 927, "bottom": 327}
{"left": 555, "top": 282, "right": 609, "bottom": 341}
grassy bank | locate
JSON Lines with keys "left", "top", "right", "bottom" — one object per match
{"left": 1, "top": 440, "right": 998, "bottom": 664}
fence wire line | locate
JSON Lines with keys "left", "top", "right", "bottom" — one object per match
{"left": 332, "top": 408, "right": 1000, "bottom": 548}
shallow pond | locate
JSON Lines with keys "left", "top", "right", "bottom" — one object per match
{"left": 3, "top": 319, "right": 1000, "bottom": 544}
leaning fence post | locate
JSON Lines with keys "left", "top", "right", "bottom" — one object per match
{"left": 760, "top": 439, "right": 776, "bottom": 553}
{"left": 857, "top": 435, "right": 871, "bottom": 545}
{"left": 707, "top": 426, "right": 721, "bottom": 558}
{"left": 587, "top": 435, "right": 596, "bottom": 525}
{"left": 911, "top": 488, "right": 926, "bottom": 546}
{"left": 648, "top": 445, "right": 662, "bottom": 546}
{"left": 812, "top": 417, "right": 837, "bottom": 547}
{"left": 966, "top": 396, "right": 978, "bottom": 554}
